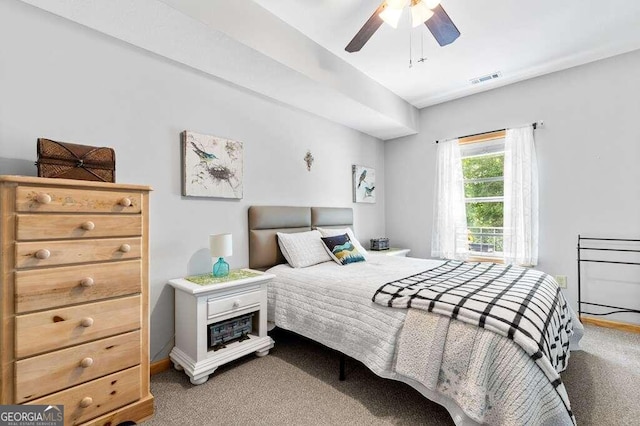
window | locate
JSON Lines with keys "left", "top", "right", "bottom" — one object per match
{"left": 432, "top": 126, "right": 537, "bottom": 265}
{"left": 459, "top": 131, "right": 505, "bottom": 260}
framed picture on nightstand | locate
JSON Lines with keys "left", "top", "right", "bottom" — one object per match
{"left": 352, "top": 165, "right": 375, "bottom": 203}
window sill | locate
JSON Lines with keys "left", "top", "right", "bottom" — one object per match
{"left": 468, "top": 256, "right": 504, "bottom": 264}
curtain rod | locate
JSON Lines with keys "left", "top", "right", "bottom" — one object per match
{"left": 435, "top": 121, "right": 543, "bottom": 144}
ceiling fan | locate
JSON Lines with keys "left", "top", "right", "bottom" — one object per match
{"left": 345, "top": 0, "right": 460, "bottom": 53}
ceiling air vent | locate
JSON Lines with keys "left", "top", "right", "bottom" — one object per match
{"left": 470, "top": 71, "right": 502, "bottom": 85}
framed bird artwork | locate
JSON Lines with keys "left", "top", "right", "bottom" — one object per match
{"left": 181, "top": 130, "right": 243, "bottom": 198}
{"left": 352, "top": 165, "right": 376, "bottom": 203}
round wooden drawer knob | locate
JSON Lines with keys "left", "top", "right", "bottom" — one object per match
{"left": 80, "top": 317, "right": 94, "bottom": 328}
{"left": 119, "top": 197, "right": 132, "bottom": 207}
{"left": 79, "top": 396, "right": 93, "bottom": 408}
{"left": 35, "top": 249, "right": 50, "bottom": 260}
{"left": 36, "top": 193, "right": 52, "bottom": 204}
{"left": 119, "top": 244, "right": 131, "bottom": 253}
{"left": 80, "top": 357, "right": 94, "bottom": 368}
{"left": 80, "top": 277, "right": 94, "bottom": 288}
{"left": 81, "top": 221, "right": 95, "bottom": 231}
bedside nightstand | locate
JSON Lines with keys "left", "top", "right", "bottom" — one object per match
{"left": 168, "top": 269, "right": 275, "bottom": 385}
{"left": 384, "top": 248, "right": 411, "bottom": 257}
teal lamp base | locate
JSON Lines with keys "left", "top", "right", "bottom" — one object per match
{"left": 213, "top": 257, "right": 229, "bottom": 277}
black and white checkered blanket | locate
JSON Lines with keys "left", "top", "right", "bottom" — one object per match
{"left": 373, "top": 260, "right": 575, "bottom": 422}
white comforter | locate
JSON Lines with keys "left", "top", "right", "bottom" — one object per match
{"left": 267, "top": 255, "right": 583, "bottom": 425}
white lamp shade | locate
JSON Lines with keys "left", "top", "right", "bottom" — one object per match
{"left": 411, "top": 1, "right": 434, "bottom": 27}
{"left": 210, "top": 234, "right": 233, "bottom": 258}
{"left": 379, "top": 7, "right": 403, "bottom": 28}
{"left": 424, "top": 0, "right": 441, "bottom": 9}
{"left": 386, "top": 0, "right": 408, "bottom": 9}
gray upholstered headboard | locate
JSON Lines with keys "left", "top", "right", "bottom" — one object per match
{"left": 248, "top": 206, "right": 353, "bottom": 270}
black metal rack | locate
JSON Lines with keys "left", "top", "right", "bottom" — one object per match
{"left": 577, "top": 235, "right": 640, "bottom": 318}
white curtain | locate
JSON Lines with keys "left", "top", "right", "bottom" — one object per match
{"left": 431, "top": 139, "right": 469, "bottom": 260}
{"left": 503, "top": 125, "right": 539, "bottom": 266}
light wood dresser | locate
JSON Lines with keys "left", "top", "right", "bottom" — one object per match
{"left": 0, "top": 176, "right": 154, "bottom": 425}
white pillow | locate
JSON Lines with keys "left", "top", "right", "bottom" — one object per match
{"left": 316, "top": 227, "right": 368, "bottom": 259}
{"left": 277, "top": 230, "right": 332, "bottom": 268}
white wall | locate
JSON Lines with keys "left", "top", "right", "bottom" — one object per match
{"left": 386, "top": 49, "right": 640, "bottom": 323}
{"left": 18, "top": 0, "right": 418, "bottom": 140}
{"left": 0, "top": 1, "right": 386, "bottom": 360}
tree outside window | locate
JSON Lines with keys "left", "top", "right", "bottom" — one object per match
{"left": 460, "top": 137, "right": 505, "bottom": 257}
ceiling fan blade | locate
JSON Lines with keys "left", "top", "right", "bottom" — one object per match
{"left": 425, "top": 4, "right": 460, "bottom": 47}
{"left": 345, "top": 2, "right": 387, "bottom": 53}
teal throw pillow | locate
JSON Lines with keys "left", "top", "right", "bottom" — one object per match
{"left": 320, "top": 233, "right": 366, "bottom": 266}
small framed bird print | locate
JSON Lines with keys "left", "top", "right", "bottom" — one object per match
{"left": 181, "top": 131, "right": 243, "bottom": 198}
{"left": 352, "top": 165, "right": 375, "bottom": 203}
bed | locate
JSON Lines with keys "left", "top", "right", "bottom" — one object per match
{"left": 248, "top": 206, "right": 584, "bottom": 425}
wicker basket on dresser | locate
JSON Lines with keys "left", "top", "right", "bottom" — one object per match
{"left": 0, "top": 176, "right": 154, "bottom": 425}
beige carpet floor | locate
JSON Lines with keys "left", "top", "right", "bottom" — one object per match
{"left": 146, "top": 324, "right": 639, "bottom": 425}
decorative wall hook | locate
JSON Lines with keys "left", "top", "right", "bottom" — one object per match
{"left": 304, "top": 150, "right": 314, "bottom": 171}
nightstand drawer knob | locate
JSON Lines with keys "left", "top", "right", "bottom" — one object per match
{"left": 80, "top": 317, "right": 94, "bottom": 328}
{"left": 35, "top": 249, "right": 50, "bottom": 260}
{"left": 80, "top": 357, "right": 94, "bottom": 368}
{"left": 232, "top": 300, "right": 240, "bottom": 308}
{"left": 79, "top": 396, "right": 93, "bottom": 408}
{"left": 119, "top": 197, "right": 132, "bottom": 207}
{"left": 119, "top": 244, "right": 131, "bottom": 253}
{"left": 81, "top": 221, "right": 95, "bottom": 231}
{"left": 80, "top": 277, "right": 95, "bottom": 288}
{"left": 36, "top": 193, "right": 52, "bottom": 204}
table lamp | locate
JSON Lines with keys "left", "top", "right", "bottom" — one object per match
{"left": 210, "top": 233, "right": 232, "bottom": 277}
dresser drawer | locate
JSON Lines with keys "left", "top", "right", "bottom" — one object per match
{"left": 27, "top": 366, "right": 141, "bottom": 426}
{"left": 15, "top": 260, "right": 141, "bottom": 313}
{"left": 16, "top": 186, "right": 142, "bottom": 213}
{"left": 15, "top": 237, "right": 141, "bottom": 269}
{"left": 16, "top": 331, "right": 141, "bottom": 402}
{"left": 16, "top": 214, "right": 142, "bottom": 241}
{"left": 15, "top": 295, "right": 141, "bottom": 358}
{"left": 207, "top": 290, "right": 263, "bottom": 320}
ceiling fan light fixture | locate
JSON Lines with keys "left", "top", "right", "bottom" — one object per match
{"left": 386, "top": 0, "right": 408, "bottom": 9}
{"left": 410, "top": 1, "right": 434, "bottom": 27}
{"left": 345, "top": 0, "right": 460, "bottom": 53}
{"left": 423, "top": 0, "right": 441, "bottom": 9}
{"left": 379, "top": 6, "right": 403, "bottom": 28}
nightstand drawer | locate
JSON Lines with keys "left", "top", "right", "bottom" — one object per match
{"left": 207, "top": 290, "right": 263, "bottom": 319}
{"left": 16, "top": 186, "right": 142, "bottom": 213}
{"left": 15, "top": 237, "right": 141, "bottom": 269}
{"left": 15, "top": 331, "right": 141, "bottom": 402}
{"left": 15, "top": 295, "right": 141, "bottom": 358}
{"left": 27, "top": 366, "right": 141, "bottom": 426}
{"left": 16, "top": 214, "right": 142, "bottom": 240}
{"left": 15, "top": 260, "right": 142, "bottom": 313}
